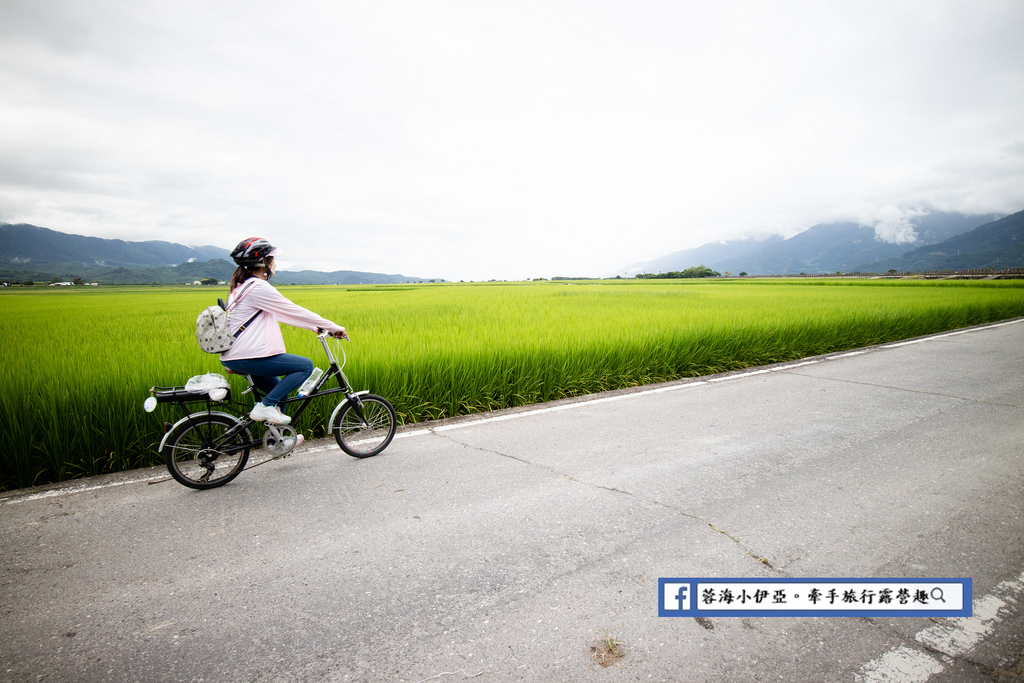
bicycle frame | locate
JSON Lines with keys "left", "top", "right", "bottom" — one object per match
{"left": 155, "top": 332, "right": 368, "bottom": 454}
{"left": 261, "top": 332, "right": 369, "bottom": 426}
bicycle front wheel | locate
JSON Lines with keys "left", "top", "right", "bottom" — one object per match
{"left": 164, "top": 414, "right": 252, "bottom": 489}
{"left": 332, "top": 394, "right": 396, "bottom": 458}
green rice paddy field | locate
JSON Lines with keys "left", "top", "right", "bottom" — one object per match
{"left": 2, "top": 278, "right": 1023, "bottom": 490}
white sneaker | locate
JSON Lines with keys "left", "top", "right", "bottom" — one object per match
{"left": 249, "top": 402, "right": 291, "bottom": 424}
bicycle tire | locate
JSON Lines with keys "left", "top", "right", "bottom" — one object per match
{"left": 164, "top": 413, "right": 252, "bottom": 489}
{"left": 331, "top": 394, "right": 396, "bottom": 458}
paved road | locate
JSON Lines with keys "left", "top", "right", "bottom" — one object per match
{"left": 2, "top": 319, "right": 1023, "bottom": 682}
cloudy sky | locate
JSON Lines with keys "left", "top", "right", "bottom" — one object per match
{"left": 1, "top": 1, "right": 1023, "bottom": 281}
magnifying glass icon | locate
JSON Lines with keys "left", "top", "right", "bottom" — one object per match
{"left": 931, "top": 587, "right": 946, "bottom": 603}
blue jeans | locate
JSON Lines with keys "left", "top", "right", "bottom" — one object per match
{"left": 221, "top": 354, "right": 313, "bottom": 408}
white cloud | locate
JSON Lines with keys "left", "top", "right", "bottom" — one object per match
{"left": 1, "top": 0, "right": 1023, "bottom": 280}
{"left": 870, "top": 207, "right": 926, "bottom": 245}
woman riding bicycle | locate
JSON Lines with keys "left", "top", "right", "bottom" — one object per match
{"left": 220, "top": 237, "right": 347, "bottom": 425}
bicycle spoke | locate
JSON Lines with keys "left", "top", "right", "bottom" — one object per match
{"left": 164, "top": 415, "right": 251, "bottom": 489}
{"left": 332, "top": 395, "right": 396, "bottom": 458}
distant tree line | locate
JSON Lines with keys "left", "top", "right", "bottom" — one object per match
{"left": 635, "top": 265, "right": 721, "bottom": 279}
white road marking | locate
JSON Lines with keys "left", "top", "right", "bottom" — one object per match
{"left": 829, "top": 350, "right": 869, "bottom": 358}
{"left": 432, "top": 380, "right": 709, "bottom": 432}
{"left": 915, "top": 594, "right": 1007, "bottom": 656}
{"left": 883, "top": 317, "right": 1023, "bottom": 348}
{"left": 858, "top": 646, "right": 945, "bottom": 683}
{"left": 708, "top": 368, "right": 773, "bottom": 382}
{"left": 856, "top": 570, "right": 1024, "bottom": 682}
{"left": 1, "top": 473, "right": 169, "bottom": 505}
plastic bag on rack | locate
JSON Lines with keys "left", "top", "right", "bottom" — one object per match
{"left": 184, "top": 373, "right": 230, "bottom": 401}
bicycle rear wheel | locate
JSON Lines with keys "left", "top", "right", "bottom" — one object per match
{"left": 332, "top": 394, "right": 396, "bottom": 458}
{"left": 164, "top": 414, "right": 252, "bottom": 489}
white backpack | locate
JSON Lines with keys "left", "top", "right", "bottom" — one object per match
{"left": 195, "top": 280, "right": 262, "bottom": 354}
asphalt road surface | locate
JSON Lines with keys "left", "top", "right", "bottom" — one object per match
{"left": 2, "top": 319, "right": 1023, "bottom": 683}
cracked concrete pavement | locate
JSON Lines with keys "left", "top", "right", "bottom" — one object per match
{"left": 429, "top": 426, "right": 777, "bottom": 572}
{"left": 1, "top": 319, "right": 1023, "bottom": 682}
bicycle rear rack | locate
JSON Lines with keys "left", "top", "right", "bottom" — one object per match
{"left": 148, "top": 385, "right": 235, "bottom": 427}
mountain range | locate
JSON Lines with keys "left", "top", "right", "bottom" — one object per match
{"left": 5, "top": 212, "right": 1023, "bottom": 284}
{"left": 629, "top": 211, "right": 1021, "bottom": 276}
{"left": 0, "top": 224, "right": 433, "bottom": 284}
{"left": 862, "top": 211, "right": 1024, "bottom": 272}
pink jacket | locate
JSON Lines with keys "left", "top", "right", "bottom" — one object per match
{"left": 220, "top": 278, "right": 343, "bottom": 360}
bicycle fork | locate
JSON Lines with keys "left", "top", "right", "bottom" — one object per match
{"left": 329, "top": 390, "right": 373, "bottom": 428}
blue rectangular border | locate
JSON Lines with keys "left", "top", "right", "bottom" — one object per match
{"left": 658, "top": 577, "right": 972, "bottom": 618}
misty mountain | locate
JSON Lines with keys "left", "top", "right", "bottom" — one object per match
{"left": 714, "top": 222, "right": 913, "bottom": 275}
{"left": 274, "top": 269, "right": 437, "bottom": 285}
{"left": 854, "top": 209, "right": 1024, "bottom": 272}
{"left": 632, "top": 212, "right": 1001, "bottom": 276}
{"left": 627, "top": 235, "right": 783, "bottom": 277}
{"left": 0, "top": 258, "right": 237, "bottom": 285}
{"left": 0, "top": 223, "right": 433, "bottom": 284}
{"left": 0, "top": 223, "right": 231, "bottom": 268}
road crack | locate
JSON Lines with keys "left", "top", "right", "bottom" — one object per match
{"left": 429, "top": 429, "right": 780, "bottom": 573}
{"left": 780, "top": 372, "right": 1021, "bottom": 407}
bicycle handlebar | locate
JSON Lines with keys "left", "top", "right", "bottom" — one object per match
{"left": 317, "top": 327, "right": 349, "bottom": 341}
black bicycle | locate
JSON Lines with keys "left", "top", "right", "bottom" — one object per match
{"left": 146, "top": 330, "right": 396, "bottom": 489}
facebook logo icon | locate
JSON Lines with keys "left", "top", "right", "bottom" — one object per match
{"left": 661, "top": 581, "right": 691, "bottom": 613}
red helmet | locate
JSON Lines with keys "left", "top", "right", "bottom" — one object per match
{"left": 230, "top": 237, "right": 276, "bottom": 267}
